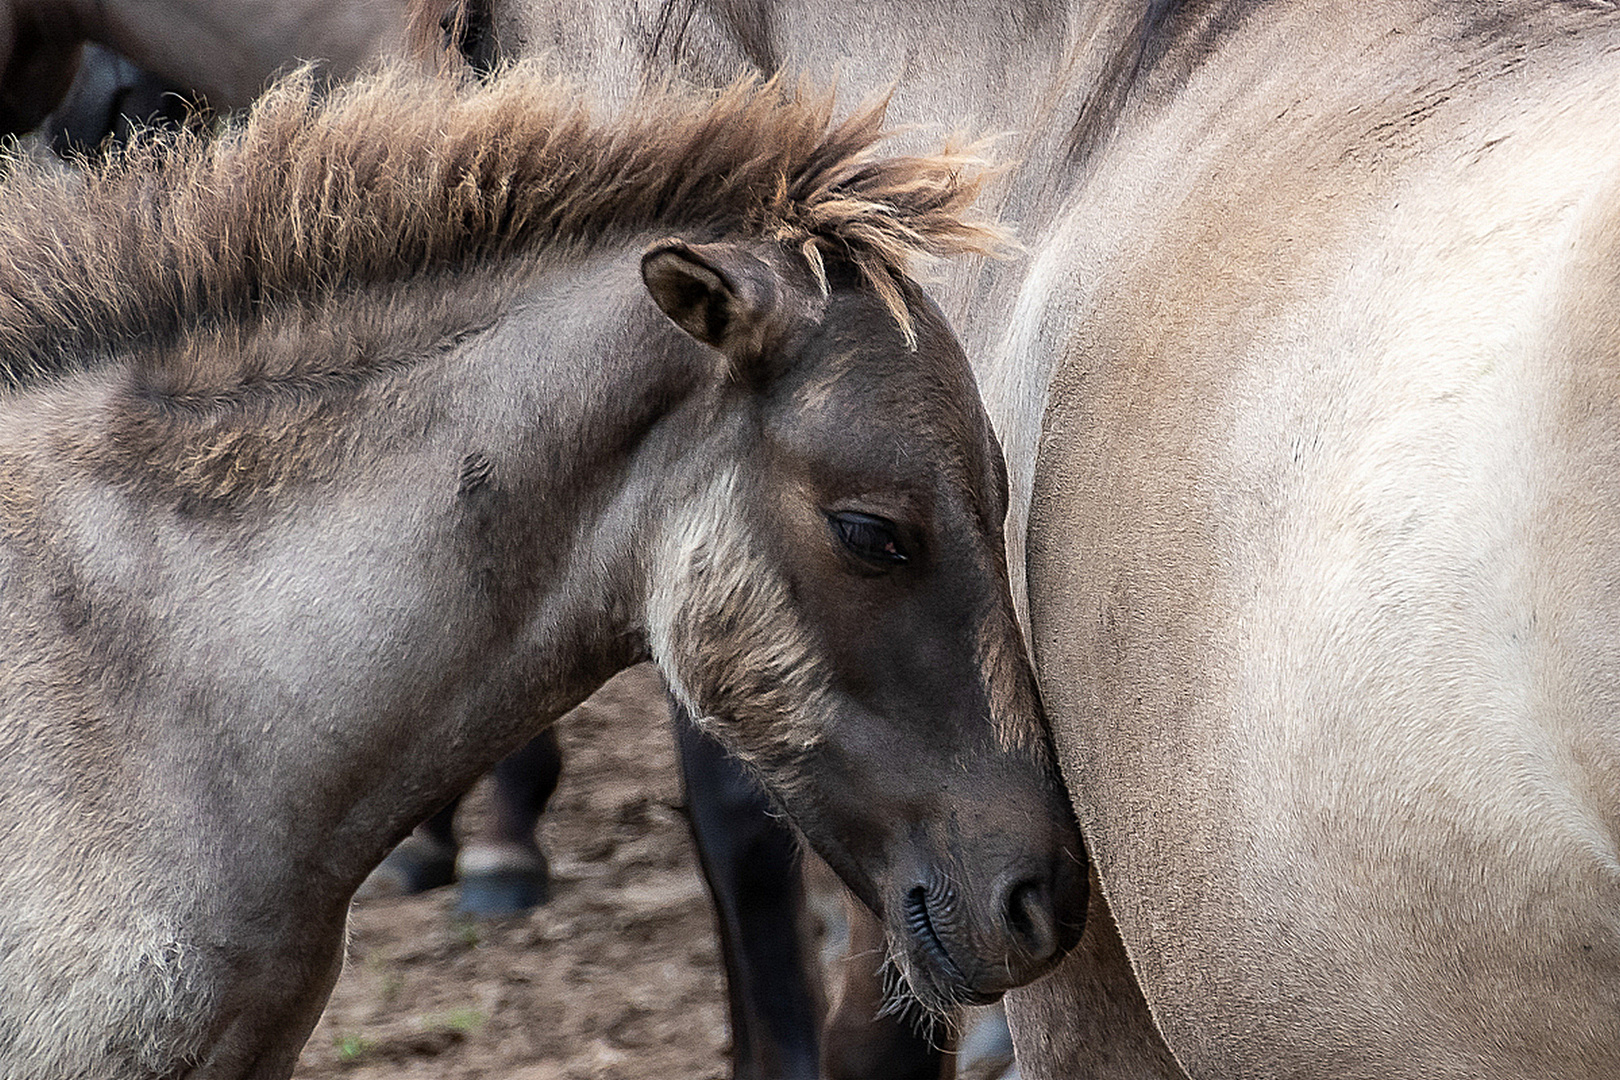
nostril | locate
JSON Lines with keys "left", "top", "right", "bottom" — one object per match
{"left": 999, "top": 877, "right": 1059, "bottom": 962}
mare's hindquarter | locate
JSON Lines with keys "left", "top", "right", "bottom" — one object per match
{"left": 1005, "top": 6, "right": 1620, "bottom": 1078}
{"left": 0, "top": 252, "right": 680, "bottom": 1078}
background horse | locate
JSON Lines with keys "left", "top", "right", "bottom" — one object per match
{"left": 37, "top": 43, "right": 193, "bottom": 156}
{"left": 418, "top": 1, "right": 1620, "bottom": 1076}
{"left": 0, "top": 64, "right": 1086, "bottom": 1078}
{"left": 0, "top": 0, "right": 412, "bottom": 136}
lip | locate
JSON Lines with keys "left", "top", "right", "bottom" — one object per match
{"left": 900, "top": 885, "right": 1003, "bottom": 1007}
{"left": 904, "top": 885, "right": 966, "bottom": 983}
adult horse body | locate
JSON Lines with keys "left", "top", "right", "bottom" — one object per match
{"left": 434, "top": 1, "right": 1620, "bottom": 1075}
{"left": 1013, "top": 7, "right": 1620, "bottom": 1077}
{"left": 0, "top": 66, "right": 1086, "bottom": 1078}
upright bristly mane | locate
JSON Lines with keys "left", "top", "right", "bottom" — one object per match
{"left": 0, "top": 62, "right": 1006, "bottom": 393}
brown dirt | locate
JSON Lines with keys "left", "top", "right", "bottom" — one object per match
{"left": 292, "top": 665, "right": 737, "bottom": 1080}
{"left": 290, "top": 665, "right": 1013, "bottom": 1080}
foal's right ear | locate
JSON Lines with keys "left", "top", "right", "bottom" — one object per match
{"left": 641, "top": 240, "right": 780, "bottom": 360}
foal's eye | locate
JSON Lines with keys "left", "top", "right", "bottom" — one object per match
{"left": 827, "top": 512, "right": 909, "bottom": 567}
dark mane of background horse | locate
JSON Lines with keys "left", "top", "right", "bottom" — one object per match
{"left": 405, "top": 0, "right": 1189, "bottom": 173}
{"left": 0, "top": 63, "right": 1004, "bottom": 395}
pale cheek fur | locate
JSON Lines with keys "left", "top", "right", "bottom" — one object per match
{"left": 646, "top": 465, "right": 832, "bottom": 774}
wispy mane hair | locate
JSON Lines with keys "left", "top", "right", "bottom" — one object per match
{"left": 0, "top": 62, "right": 1006, "bottom": 391}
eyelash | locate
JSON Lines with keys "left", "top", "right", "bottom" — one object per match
{"left": 827, "top": 512, "right": 909, "bottom": 567}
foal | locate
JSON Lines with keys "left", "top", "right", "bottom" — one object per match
{"left": 0, "top": 65, "right": 1085, "bottom": 1078}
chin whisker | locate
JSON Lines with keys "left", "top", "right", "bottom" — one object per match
{"left": 876, "top": 949, "right": 964, "bottom": 1051}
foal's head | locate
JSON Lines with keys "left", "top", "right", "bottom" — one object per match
{"left": 641, "top": 235, "right": 1087, "bottom": 1009}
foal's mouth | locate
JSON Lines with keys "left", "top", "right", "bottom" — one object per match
{"left": 903, "top": 885, "right": 963, "bottom": 982}
{"left": 902, "top": 884, "right": 999, "bottom": 1005}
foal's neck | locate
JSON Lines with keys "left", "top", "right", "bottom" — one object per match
{"left": 58, "top": 250, "right": 710, "bottom": 896}
{"left": 295, "top": 256, "right": 714, "bottom": 882}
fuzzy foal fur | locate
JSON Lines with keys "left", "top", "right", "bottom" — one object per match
{"left": 0, "top": 64, "right": 1083, "bottom": 1078}
{"left": 0, "top": 63, "right": 1000, "bottom": 389}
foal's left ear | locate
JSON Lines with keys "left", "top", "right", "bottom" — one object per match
{"left": 641, "top": 240, "right": 781, "bottom": 359}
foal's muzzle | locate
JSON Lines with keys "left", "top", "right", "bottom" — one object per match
{"left": 892, "top": 845, "right": 1088, "bottom": 1008}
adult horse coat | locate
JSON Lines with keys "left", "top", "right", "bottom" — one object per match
{"left": 0, "top": 66, "right": 1086, "bottom": 1078}
{"left": 425, "top": 0, "right": 1620, "bottom": 1075}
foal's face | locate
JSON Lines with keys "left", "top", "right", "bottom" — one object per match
{"left": 643, "top": 240, "right": 1087, "bottom": 1009}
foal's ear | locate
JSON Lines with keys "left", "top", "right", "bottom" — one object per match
{"left": 641, "top": 240, "right": 780, "bottom": 358}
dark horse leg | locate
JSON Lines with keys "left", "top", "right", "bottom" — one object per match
{"left": 673, "top": 700, "right": 952, "bottom": 1080}
{"left": 673, "top": 703, "right": 822, "bottom": 1080}
{"left": 360, "top": 725, "right": 561, "bottom": 916}
{"left": 455, "top": 724, "right": 561, "bottom": 915}
{"left": 368, "top": 684, "right": 948, "bottom": 1079}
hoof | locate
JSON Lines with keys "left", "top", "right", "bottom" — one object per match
{"left": 356, "top": 834, "right": 458, "bottom": 899}
{"left": 455, "top": 842, "right": 551, "bottom": 918}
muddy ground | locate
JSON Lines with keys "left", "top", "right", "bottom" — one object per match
{"left": 290, "top": 665, "right": 1010, "bottom": 1080}
{"left": 292, "top": 665, "right": 739, "bottom": 1080}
